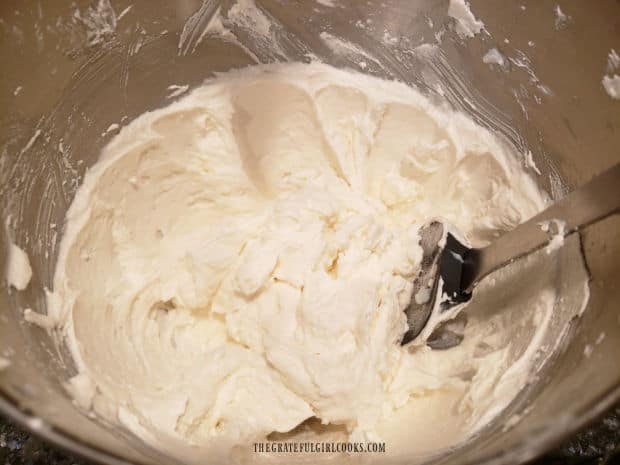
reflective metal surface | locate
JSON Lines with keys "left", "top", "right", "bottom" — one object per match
{"left": 467, "top": 162, "right": 620, "bottom": 294}
{"left": 1, "top": 1, "right": 619, "bottom": 464}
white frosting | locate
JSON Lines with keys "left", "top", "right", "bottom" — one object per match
{"left": 483, "top": 48, "right": 506, "bottom": 67}
{"left": 6, "top": 242, "right": 33, "bottom": 291}
{"left": 602, "top": 75, "right": 620, "bottom": 100}
{"left": 554, "top": 5, "right": 571, "bottom": 30}
{"left": 544, "top": 219, "right": 567, "bottom": 254}
{"left": 47, "top": 63, "right": 550, "bottom": 459}
{"left": 166, "top": 84, "right": 190, "bottom": 99}
{"left": 602, "top": 49, "right": 620, "bottom": 100}
{"left": 448, "top": 0, "right": 485, "bottom": 39}
{"left": 524, "top": 150, "right": 542, "bottom": 175}
{"left": 316, "top": 0, "right": 338, "bottom": 7}
{"left": 607, "top": 49, "right": 620, "bottom": 73}
{"left": 24, "top": 308, "right": 56, "bottom": 330}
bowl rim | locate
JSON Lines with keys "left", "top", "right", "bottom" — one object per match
{"left": 1, "top": 380, "right": 619, "bottom": 465}
{"left": 0, "top": 388, "right": 146, "bottom": 465}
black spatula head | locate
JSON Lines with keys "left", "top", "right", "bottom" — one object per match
{"left": 401, "top": 223, "right": 473, "bottom": 347}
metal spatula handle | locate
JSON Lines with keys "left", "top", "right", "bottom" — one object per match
{"left": 462, "top": 163, "right": 620, "bottom": 293}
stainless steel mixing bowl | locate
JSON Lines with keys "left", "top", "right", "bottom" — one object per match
{"left": 1, "top": 1, "right": 619, "bottom": 464}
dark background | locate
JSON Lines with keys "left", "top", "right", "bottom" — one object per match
{"left": 0, "top": 403, "right": 619, "bottom": 465}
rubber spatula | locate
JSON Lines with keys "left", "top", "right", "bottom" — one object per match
{"left": 402, "top": 162, "right": 620, "bottom": 348}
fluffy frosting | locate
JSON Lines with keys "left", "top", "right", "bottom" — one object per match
{"left": 6, "top": 242, "right": 33, "bottom": 291}
{"left": 47, "top": 63, "right": 548, "bottom": 458}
